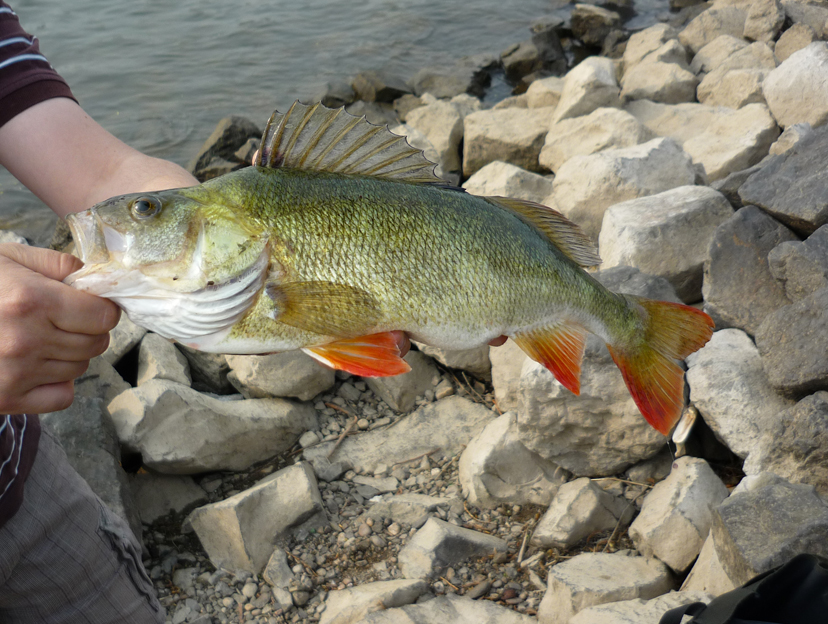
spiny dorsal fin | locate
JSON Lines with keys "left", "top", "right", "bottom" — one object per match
{"left": 256, "top": 101, "right": 445, "bottom": 184}
{"left": 485, "top": 196, "right": 601, "bottom": 268}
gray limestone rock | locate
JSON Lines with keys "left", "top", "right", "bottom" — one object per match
{"left": 40, "top": 397, "right": 141, "bottom": 541}
{"left": 743, "top": 391, "right": 828, "bottom": 494}
{"left": 462, "top": 107, "right": 556, "bottom": 177}
{"left": 351, "top": 70, "right": 411, "bottom": 104}
{"left": 226, "top": 351, "right": 335, "bottom": 401}
{"left": 532, "top": 478, "right": 633, "bottom": 549}
{"left": 74, "top": 355, "right": 131, "bottom": 404}
{"left": 679, "top": 6, "right": 748, "bottom": 55}
{"left": 755, "top": 287, "right": 828, "bottom": 397}
{"left": 711, "top": 473, "right": 828, "bottom": 586}
{"left": 187, "top": 116, "right": 261, "bottom": 181}
{"left": 320, "top": 580, "right": 427, "bottom": 624}
{"left": 366, "top": 350, "right": 438, "bottom": 412}
{"left": 620, "top": 61, "right": 698, "bottom": 104}
{"left": 459, "top": 412, "right": 567, "bottom": 508}
{"left": 702, "top": 206, "right": 796, "bottom": 335}
{"left": 413, "top": 341, "right": 492, "bottom": 382}
{"left": 569, "top": 590, "right": 714, "bottom": 624}
{"left": 622, "top": 24, "right": 679, "bottom": 73}
{"left": 129, "top": 471, "right": 207, "bottom": 524}
{"left": 630, "top": 457, "right": 729, "bottom": 573}
{"left": 409, "top": 54, "right": 497, "bottom": 99}
{"left": 526, "top": 76, "right": 564, "bottom": 109}
{"left": 102, "top": 314, "right": 146, "bottom": 366}
{"left": 553, "top": 57, "right": 620, "bottom": 124}
{"left": 176, "top": 344, "right": 232, "bottom": 394}
{"left": 690, "top": 35, "right": 748, "bottom": 75}
{"left": 538, "top": 552, "right": 674, "bottom": 624}
{"left": 768, "top": 225, "right": 828, "bottom": 302}
{"left": 769, "top": 122, "right": 815, "bottom": 157}
{"left": 739, "top": 124, "right": 828, "bottom": 236}
{"left": 743, "top": 0, "right": 785, "bottom": 42}
{"left": 397, "top": 518, "right": 507, "bottom": 579}
{"left": 774, "top": 23, "right": 817, "bottom": 63}
{"left": 404, "top": 100, "right": 464, "bottom": 175}
{"left": 571, "top": 5, "right": 621, "bottom": 47}
{"left": 696, "top": 42, "right": 776, "bottom": 104}
{"left": 681, "top": 533, "right": 737, "bottom": 596}
{"left": 137, "top": 332, "right": 191, "bottom": 386}
{"left": 490, "top": 339, "right": 529, "bottom": 414}
{"left": 552, "top": 137, "right": 696, "bottom": 240}
{"left": 462, "top": 161, "right": 555, "bottom": 204}
{"left": 304, "top": 396, "right": 494, "bottom": 476}
{"left": 361, "top": 493, "right": 452, "bottom": 527}
{"left": 599, "top": 185, "right": 734, "bottom": 303}
{"left": 108, "top": 379, "right": 316, "bottom": 474}
{"left": 763, "top": 43, "right": 828, "bottom": 130}
{"left": 686, "top": 329, "right": 794, "bottom": 459}
{"left": 540, "top": 107, "right": 655, "bottom": 173}
{"left": 188, "top": 463, "right": 325, "bottom": 573}
{"left": 262, "top": 549, "right": 294, "bottom": 588}
{"left": 360, "top": 593, "right": 535, "bottom": 624}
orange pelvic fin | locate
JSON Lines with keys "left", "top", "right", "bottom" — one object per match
{"left": 609, "top": 297, "right": 715, "bottom": 436}
{"left": 513, "top": 322, "right": 587, "bottom": 395}
{"left": 302, "top": 332, "right": 411, "bottom": 378}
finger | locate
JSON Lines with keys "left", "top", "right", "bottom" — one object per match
{"left": 0, "top": 242, "right": 82, "bottom": 281}
{"left": 45, "top": 331, "right": 110, "bottom": 362}
{"left": 35, "top": 359, "right": 90, "bottom": 386}
{"left": 48, "top": 283, "right": 121, "bottom": 335}
{"left": 488, "top": 336, "right": 508, "bottom": 347}
{"left": 10, "top": 381, "right": 75, "bottom": 414}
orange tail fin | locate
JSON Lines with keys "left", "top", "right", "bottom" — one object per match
{"left": 608, "top": 297, "right": 714, "bottom": 436}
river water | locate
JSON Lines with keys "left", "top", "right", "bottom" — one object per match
{"left": 1, "top": 0, "right": 672, "bottom": 244}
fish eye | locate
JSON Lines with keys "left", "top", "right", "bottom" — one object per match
{"left": 129, "top": 196, "right": 162, "bottom": 220}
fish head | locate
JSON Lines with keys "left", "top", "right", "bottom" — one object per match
{"left": 65, "top": 188, "right": 270, "bottom": 346}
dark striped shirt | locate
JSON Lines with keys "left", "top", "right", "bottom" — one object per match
{"left": 0, "top": 1, "right": 74, "bottom": 529}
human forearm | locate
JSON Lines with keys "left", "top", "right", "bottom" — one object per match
{"left": 0, "top": 97, "right": 197, "bottom": 218}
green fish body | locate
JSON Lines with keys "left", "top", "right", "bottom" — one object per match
{"left": 66, "top": 102, "right": 714, "bottom": 435}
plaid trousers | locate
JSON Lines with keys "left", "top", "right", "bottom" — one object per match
{"left": 0, "top": 427, "right": 164, "bottom": 623}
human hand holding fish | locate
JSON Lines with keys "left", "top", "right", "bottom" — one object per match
{"left": 0, "top": 243, "right": 120, "bottom": 414}
{"left": 64, "top": 102, "right": 715, "bottom": 437}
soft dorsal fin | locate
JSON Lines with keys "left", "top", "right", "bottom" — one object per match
{"left": 485, "top": 196, "right": 601, "bottom": 268}
{"left": 255, "top": 101, "right": 445, "bottom": 184}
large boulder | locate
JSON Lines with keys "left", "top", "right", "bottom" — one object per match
{"left": 686, "top": 329, "right": 794, "bottom": 460}
{"left": 320, "top": 580, "right": 427, "bottom": 624}
{"left": 462, "top": 107, "right": 556, "bottom": 176}
{"left": 767, "top": 225, "right": 828, "bottom": 302}
{"left": 629, "top": 457, "right": 729, "bottom": 573}
{"left": 538, "top": 552, "right": 674, "bottom": 624}
{"left": 763, "top": 43, "right": 828, "bottom": 130}
{"left": 738, "top": 124, "right": 828, "bottom": 235}
{"left": 551, "top": 137, "right": 696, "bottom": 240}
{"left": 540, "top": 108, "right": 654, "bottom": 173}
{"left": 188, "top": 463, "right": 325, "bottom": 574}
{"left": 226, "top": 351, "right": 335, "bottom": 401}
{"left": 107, "top": 379, "right": 316, "bottom": 474}
{"left": 702, "top": 206, "right": 796, "bottom": 335}
{"left": 620, "top": 61, "right": 698, "bottom": 104}
{"left": 755, "top": 288, "right": 828, "bottom": 397}
{"left": 552, "top": 56, "right": 621, "bottom": 124}
{"left": 459, "top": 412, "right": 567, "bottom": 508}
{"left": 743, "top": 392, "right": 828, "bottom": 494}
{"left": 397, "top": 518, "right": 507, "bottom": 579}
{"left": 679, "top": 6, "right": 748, "bottom": 55}
{"left": 462, "top": 161, "right": 555, "bottom": 204}
{"left": 404, "top": 100, "right": 464, "bottom": 175}
{"left": 598, "top": 185, "right": 733, "bottom": 302}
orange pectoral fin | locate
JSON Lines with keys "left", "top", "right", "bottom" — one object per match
{"left": 302, "top": 332, "right": 412, "bottom": 378}
{"left": 513, "top": 322, "right": 587, "bottom": 395}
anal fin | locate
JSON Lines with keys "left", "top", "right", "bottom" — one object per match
{"left": 513, "top": 322, "right": 587, "bottom": 395}
{"left": 303, "top": 332, "right": 411, "bottom": 378}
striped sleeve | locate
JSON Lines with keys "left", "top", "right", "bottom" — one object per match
{"left": 0, "top": 414, "right": 41, "bottom": 529}
{"left": 0, "top": 1, "right": 75, "bottom": 128}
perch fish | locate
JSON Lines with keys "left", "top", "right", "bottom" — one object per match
{"left": 65, "top": 102, "right": 714, "bottom": 435}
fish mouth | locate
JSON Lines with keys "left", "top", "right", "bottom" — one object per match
{"left": 65, "top": 209, "right": 112, "bottom": 266}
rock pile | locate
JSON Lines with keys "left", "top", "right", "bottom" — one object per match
{"left": 8, "top": 2, "right": 828, "bottom": 623}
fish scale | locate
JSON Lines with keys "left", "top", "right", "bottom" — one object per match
{"left": 65, "top": 101, "right": 714, "bottom": 436}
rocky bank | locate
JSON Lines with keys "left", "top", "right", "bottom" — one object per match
{"left": 9, "top": 1, "right": 828, "bottom": 623}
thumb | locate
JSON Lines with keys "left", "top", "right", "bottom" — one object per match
{"left": 0, "top": 242, "right": 83, "bottom": 281}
